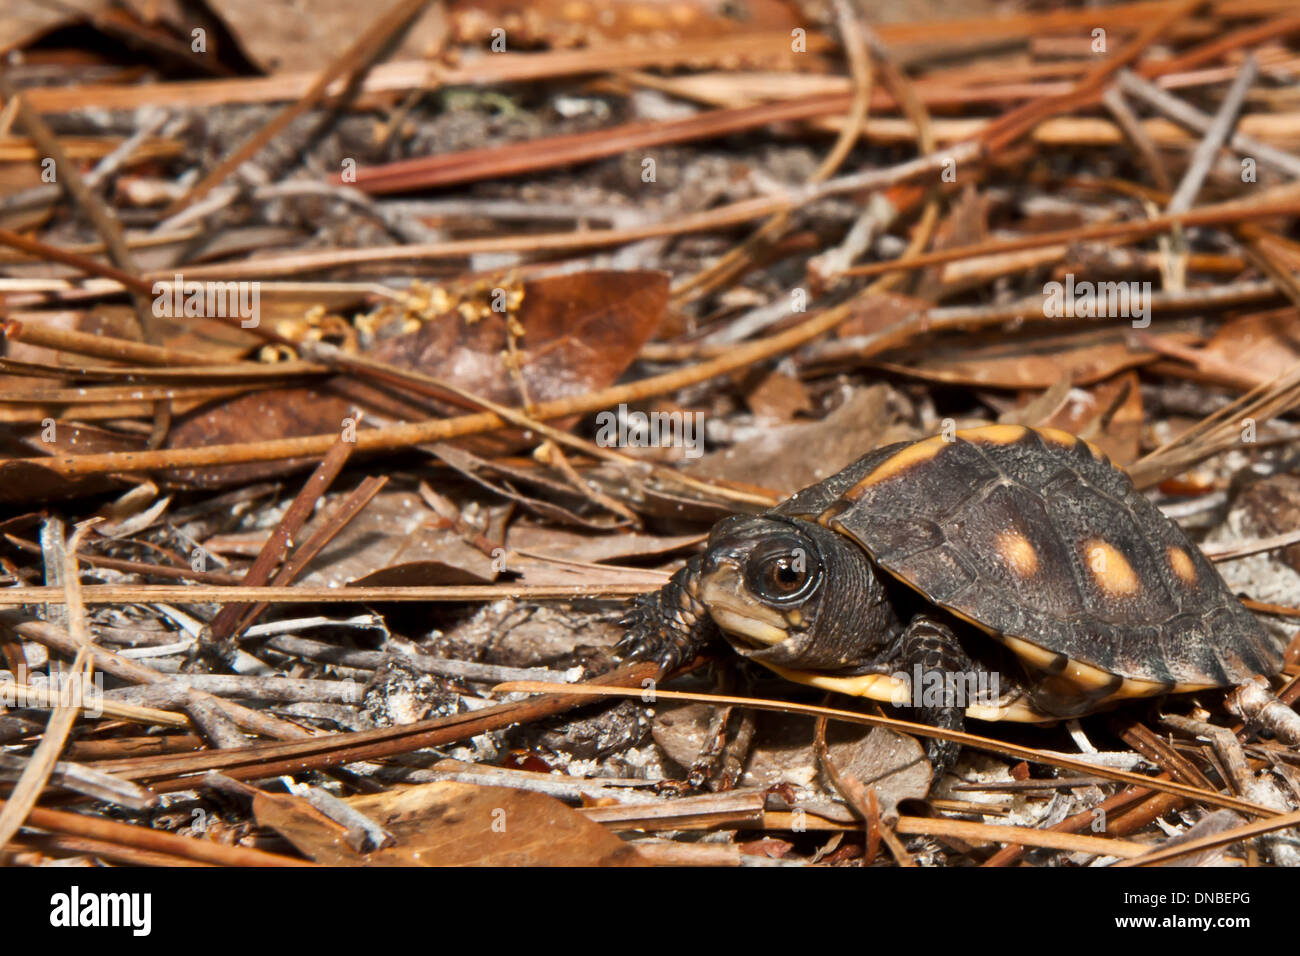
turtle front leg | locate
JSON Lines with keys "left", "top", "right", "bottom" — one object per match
{"left": 897, "top": 616, "right": 975, "bottom": 774}
{"left": 1226, "top": 676, "right": 1300, "bottom": 745}
{"left": 617, "top": 556, "right": 719, "bottom": 676}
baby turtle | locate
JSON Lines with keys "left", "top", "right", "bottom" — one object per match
{"left": 621, "top": 425, "right": 1299, "bottom": 769}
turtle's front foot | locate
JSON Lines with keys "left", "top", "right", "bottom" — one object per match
{"left": 898, "top": 616, "right": 975, "bottom": 775}
{"left": 617, "top": 556, "right": 717, "bottom": 676}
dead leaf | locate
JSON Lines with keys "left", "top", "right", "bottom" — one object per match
{"left": 157, "top": 270, "right": 670, "bottom": 488}
{"left": 697, "top": 385, "right": 911, "bottom": 495}
{"left": 1042, "top": 371, "right": 1144, "bottom": 465}
{"left": 204, "top": 0, "right": 449, "bottom": 73}
{"left": 298, "top": 489, "right": 498, "bottom": 587}
{"left": 1200, "top": 308, "right": 1300, "bottom": 382}
{"left": 653, "top": 704, "right": 930, "bottom": 818}
{"left": 0, "top": 0, "right": 109, "bottom": 55}
{"left": 343, "top": 782, "right": 643, "bottom": 865}
{"left": 449, "top": 0, "right": 800, "bottom": 50}
{"left": 743, "top": 368, "right": 813, "bottom": 421}
{"left": 820, "top": 724, "right": 931, "bottom": 821}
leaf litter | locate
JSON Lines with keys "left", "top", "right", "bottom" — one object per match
{"left": 1, "top": 0, "right": 1300, "bottom": 869}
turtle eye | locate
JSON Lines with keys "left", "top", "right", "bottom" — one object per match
{"left": 745, "top": 538, "right": 820, "bottom": 606}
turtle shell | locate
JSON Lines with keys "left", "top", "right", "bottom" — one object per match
{"left": 775, "top": 424, "right": 1279, "bottom": 699}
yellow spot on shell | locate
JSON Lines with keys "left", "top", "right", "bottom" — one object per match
{"left": 996, "top": 529, "right": 1039, "bottom": 578}
{"left": 1084, "top": 540, "right": 1140, "bottom": 596}
{"left": 1168, "top": 546, "right": 1197, "bottom": 585}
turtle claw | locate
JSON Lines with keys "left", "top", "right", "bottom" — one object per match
{"left": 616, "top": 557, "right": 715, "bottom": 677}
{"left": 616, "top": 602, "right": 691, "bottom": 677}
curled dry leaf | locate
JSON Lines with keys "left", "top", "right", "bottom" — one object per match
{"left": 1039, "top": 371, "right": 1144, "bottom": 466}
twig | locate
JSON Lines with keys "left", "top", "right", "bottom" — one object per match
{"left": 493, "top": 683, "right": 1277, "bottom": 817}
{"left": 2, "top": 285, "right": 921, "bottom": 480}
{"left": 204, "top": 431, "right": 358, "bottom": 643}
{"left": 0, "top": 520, "right": 99, "bottom": 849}
{"left": 1118, "top": 67, "right": 1300, "bottom": 178}
{"left": 1113, "top": 806, "right": 1300, "bottom": 866}
{"left": 162, "top": 0, "right": 434, "bottom": 215}
{"left": 1165, "top": 56, "right": 1258, "bottom": 215}
{"left": 894, "top": 815, "right": 1149, "bottom": 858}
{"left": 0, "top": 802, "right": 313, "bottom": 867}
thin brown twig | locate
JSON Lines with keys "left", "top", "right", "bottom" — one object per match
{"left": 0, "top": 289, "right": 924, "bottom": 480}
{"left": 161, "top": 0, "right": 433, "bottom": 216}
{"left": 493, "top": 683, "right": 1276, "bottom": 817}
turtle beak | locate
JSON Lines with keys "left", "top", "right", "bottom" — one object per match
{"left": 699, "top": 555, "right": 793, "bottom": 649}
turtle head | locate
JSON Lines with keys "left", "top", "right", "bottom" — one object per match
{"left": 698, "top": 514, "right": 897, "bottom": 672}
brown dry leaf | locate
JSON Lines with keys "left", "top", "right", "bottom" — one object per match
{"left": 820, "top": 724, "right": 931, "bottom": 820}
{"left": 1199, "top": 308, "right": 1300, "bottom": 382}
{"left": 296, "top": 489, "right": 499, "bottom": 588}
{"left": 834, "top": 292, "right": 932, "bottom": 340}
{"left": 585, "top": 468, "right": 741, "bottom": 524}
{"left": 1041, "top": 371, "right": 1144, "bottom": 465}
{"left": 449, "top": 0, "right": 800, "bottom": 50}
{"left": 288, "top": 782, "right": 643, "bottom": 866}
{"left": 914, "top": 185, "right": 991, "bottom": 300}
{"left": 204, "top": 0, "right": 449, "bottom": 73}
{"left": 161, "top": 386, "right": 355, "bottom": 488}
{"left": 743, "top": 368, "right": 813, "bottom": 421}
{"left": 426, "top": 442, "right": 618, "bottom": 529}
{"left": 252, "top": 790, "right": 355, "bottom": 861}
{"left": 653, "top": 705, "right": 929, "bottom": 816}
{"left": 7, "top": 420, "right": 145, "bottom": 461}
{"left": 365, "top": 270, "right": 669, "bottom": 436}
{"left": 507, "top": 521, "right": 702, "bottom": 565}
{"left": 0, "top": 0, "right": 109, "bottom": 55}
{"left": 156, "top": 270, "right": 668, "bottom": 487}
{"left": 503, "top": 521, "right": 699, "bottom": 587}
{"left": 994, "top": 377, "right": 1071, "bottom": 427}
{"left": 878, "top": 326, "right": 1199, "bottom": 389}
{"left": 697, "top": 385, "right": 910, "bottom": 496}
{"left": 0, "top": 459, "right": 129, "bottom": 504}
